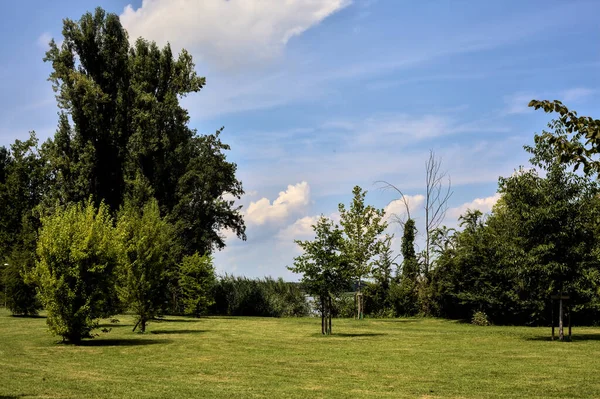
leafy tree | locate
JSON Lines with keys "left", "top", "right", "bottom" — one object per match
{"left": 0, "top": 133, "right": 47, "bottom": 315}
{"left": 3, "top": 252, "right": 39, "bottom": 316}
{"left": 42, "top": 7, "right": 245, "bottom": 256}
{"left": 367, "top": 234, "right": 397, "bottom": 316}
{"left": 116, "top": 199, "right": 174, "bottom": 333}
{"left": 393, "top": 218, "right": 420, "bottom": 316}
{"left": 339, "top": 186, "right": 387, "bottom": 319}
{"left": 529, "top": 100, "right": 600, "bottom": 175}
{"left": 289, "top": 216, "right": 351, "bottom": 334}
{"left": 31, "top": 200, "right": 118, "bottom": 343}
{"left": 179, "top": 253, "right": 216, "bottom": 317}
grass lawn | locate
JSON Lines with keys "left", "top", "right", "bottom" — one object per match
{"left": 1, "top": 309, "right": 599, "bottom": 398}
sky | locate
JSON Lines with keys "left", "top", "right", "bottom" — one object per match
{"left": 1, "top": 0, "right": 599, "bottom": 279}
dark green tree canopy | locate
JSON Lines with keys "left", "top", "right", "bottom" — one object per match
{"left": 42, "top": 7, "right": 245, "bottom": 256}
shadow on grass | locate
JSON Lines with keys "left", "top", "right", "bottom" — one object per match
{"left": 152, "top": 318, "right": 203, "bottom": 323}
{"left": 98, "top": 323, "right": 129, "bottom": 328}
{"left": 331, "top": 332, "right": 387, "bottom": 337}
{"left": 150, "top": 329, "right": 207, "bottom": 335}
{"left": 0, "top": 395, "right": 28, "bottom": 399}
{"left": 372, "top": 319, "right": 419, "bottom": 323}
{"left": 526, "top": 334, "right": 600, "bottom": 342}
{"left": 79, "top": 338, "right": 170, "bottom": 347}
{"left": 9, "top": 314, "right": 46, "bottom": 319}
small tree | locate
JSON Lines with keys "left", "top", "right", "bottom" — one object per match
{"left": 32, "top": 200, "right": 118, "bottom": 344}
{"left": 179, "top": 253, "right": 216, "bottom": 317}
{"left": 116, "top": 199, "right": 174, "bottom": 333}
{"left": 4, "top": 252, "right": 40, "bottom": 316}
{"left": 339, "top": 186, "right": 387, "bottom": 319}
{"left": 288, "top": 216, "right": 350, "bottom": 334}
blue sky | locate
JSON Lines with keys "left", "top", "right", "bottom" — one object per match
{"left": 1, "top": 0, "right": 599, "bottom": 278}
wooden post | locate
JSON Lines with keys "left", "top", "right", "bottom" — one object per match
{"left": 568, "top": 306, "right": 572, "bottom": 341}
{"left": 558, "top": 298, "right": 564, "bottom": 341}
{"left": 328, "top": 296, "right": 332, "bottom": 335}
{"left": 551, "top": 299, "right": 555, "bottom": 341}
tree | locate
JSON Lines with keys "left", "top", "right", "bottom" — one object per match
{"left": 32, "top": 200, "right": 118, "bottom": 343}
{"left": 529, "top": 100, "right": 600, "bottom": 176}
{"left": 0, "top": 133, "right": 47, "bottom": 315}
{"left": 288, "top": 216, "right": 350, "bottom": 334}
{"left": 368, "top": 234, "right": 398, "bottom": 315}
{"left": 42, "top": 7, "right": 245, "bottom": 257}
{"left": 179, "top": 253, "right": 216, "bottom": 317}
{"left": 423, "top": 151, "right": 452, "bottom": 277}
{"left": 394, "top": 218, "right": 420, "bottom": 316}
{"left": 339, "top": 186, "right": 387, "bottom": 319}
{"left": 116, "top": 199, "right": 174, "bottom": 333}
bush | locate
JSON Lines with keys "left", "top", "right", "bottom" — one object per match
{"left": 471, "top": 311, "right": 491, "bottom": 326}
{"left": 32, "top": 200, "right": 119, "bottom": 343}
{"left": 212, "top": 276, "right": 309, "bottom": 317}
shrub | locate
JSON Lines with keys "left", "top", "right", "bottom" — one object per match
{"left": 471, "top": 311, "right": 491, "bottom": 326}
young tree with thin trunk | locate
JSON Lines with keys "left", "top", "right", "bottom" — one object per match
{"left": 288, "top": 216, "right": 350, "bottom": 335}
{"left": 116, "top": 199, "right": 174, "bottom": 333}
{"left": 339, "top": 186, "right": 387, "bottom": 319}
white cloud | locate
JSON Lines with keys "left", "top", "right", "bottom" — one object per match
{"left": 37, "top": 32, "right": 52, "bottom": 50}
{"left": 503, "top": 92, "right": 537, "bottom": 115}
{"left": 383, "top": 194, "right": 425, "bottom": 223}
{"left": 447, "top": 193, "right": 501, "bottom": 220}
{"left": 120, "top": 0, "right": 351, "bottom": 71}
{"left": 245, "top": 181, "right": 311, "bottom": 225}
{"left": 562, "top": 87, "right": 594, "bottom": 103}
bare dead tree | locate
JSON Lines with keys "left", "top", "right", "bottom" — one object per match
{"left": 424, "top": 150, "right": 452, "bottom": 277}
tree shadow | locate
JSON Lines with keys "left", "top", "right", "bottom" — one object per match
{"left": 373, "top": 319, "right": 419, "bottom": 323}
{"left": 79, "top": 338, "right": 170, "bottom": 347}
{"left": 0, "top": 395, "right": 29, "bottom": 399}
{"left": 10, "top": 314, "right": 46, "bottom": 319}
{"left": 331, "top": 332, "right": 387, "bottom": 337}
{"left": 97, "top": 323, "right": 128, "bottom": 328}
{"left": 527, "top": 333, "right": 600, "bottom": 342}
{"left": 152, "top": 318, "right": 202, "bottom": 323}
{"left": 150, "top": 329, "right": 207, "bottom": 335}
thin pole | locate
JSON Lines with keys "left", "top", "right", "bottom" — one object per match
{"left": 551, "top": 300, "right": 554, "bottom": 341}
{"left": 559, "top": 298, "right": 564, "bottom": 341}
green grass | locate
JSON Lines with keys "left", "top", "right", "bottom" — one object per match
{"left": 1, "top": 309, "right": 600, "bottom": 398}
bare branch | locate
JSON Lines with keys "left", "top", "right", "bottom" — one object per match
{"left": 375, "top": 180, "right": 412, "bottom": 221}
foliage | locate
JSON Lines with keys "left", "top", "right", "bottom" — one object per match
{"left": 116, "top": 199, "right": 174, "bottom": 333}
{"left": 365, "top": 235, "right": 397, "bottom": 316}
{"left": 431, "top": 121, "right": 600, "bottom": 324}
{"left": 212, "top": 275, "right": 309, "bottom": 317}
{"left": 529, "top": 100, "right": 600, "bottom": 175}
{"left": 3, "top": 252, "right": 39, "bottom": 316}
{"left": 471, "top": 311, "right": 491, "bottom": 326}
{"left": 179, "top": 253, "right": 216, "bottom": 317}
{"left": 31, "top": 200, "right": 118, "bottom": 343}
{"left": 338, "top": 186, "right": 387, "bottom": 318}
{"left": 289, "top": 216, "right": 351, "bottom": 333}
{"left": 41, "top": 7, "right": 245, "bottom": 257}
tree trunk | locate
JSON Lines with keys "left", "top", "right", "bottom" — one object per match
{"left": 141, "top": 317, "right": 147, "bottom": 334}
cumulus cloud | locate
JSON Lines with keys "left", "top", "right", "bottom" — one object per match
{"left": 120, "top": 0, "right": 351, "bottom": 71}
{"left": 447, "top": 193, "right": 501, "bottom": 220}
{"left": 383, "top": 194, "right": 425, "bottom": 223}
{"left": 245, "top": 181, "right": 311, "bottom": 225}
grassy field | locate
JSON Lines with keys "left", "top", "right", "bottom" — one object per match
{"left": 1, "top": 309, "right": 600, "bottom": 398}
